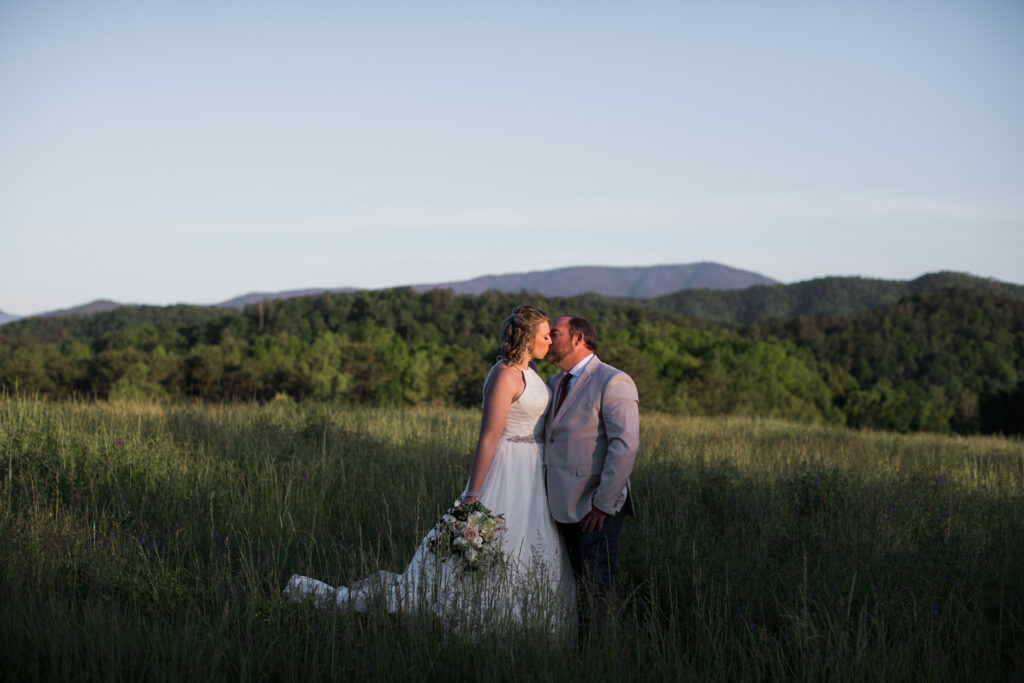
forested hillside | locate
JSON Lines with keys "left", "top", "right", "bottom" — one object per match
{"left": 1, "top": 286, "right": 1022, "bottom": 435}
{"left": 744, "top": 288, "right": 1024, "bottom": 434}
{"left": 651, "top": 272, "right": 1024, "bottom": 323}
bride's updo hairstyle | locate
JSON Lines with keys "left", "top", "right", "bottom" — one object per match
{"left": 499, "top": 305, "right": 549, "bottom": 368}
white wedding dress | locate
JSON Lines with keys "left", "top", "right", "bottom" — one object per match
{"left": 285, "top": 365, "right": 574, "bottom": 633}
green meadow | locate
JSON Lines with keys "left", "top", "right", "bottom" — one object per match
{"left": 2, "top": 397, "right": 1022, "bottom": 681}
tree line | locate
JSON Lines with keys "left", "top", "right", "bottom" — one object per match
{"left": 1, "top": 286, "right": 1022, "bottom": 435}
{"left": 650, "top": 271, "right": 1024, "bottom": 323}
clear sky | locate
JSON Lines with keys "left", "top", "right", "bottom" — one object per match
{"left": 2, "top": 0, "right": 1022, "bottom": 316}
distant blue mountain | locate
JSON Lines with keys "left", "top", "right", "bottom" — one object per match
{"left": 17, "top": 264, "right": 1014, "bottom": 324}
{"left": 0, "top": 300, "right": 123, "bottom": 325}
{"left": 214, "top": 263, "right": 776, "bottom": 308}
{"left": 410, "top": 262, "right": 778, "bottom": 298}
{"left": 218, "top": 287, "right": 359, "bottom": 309}
{"left": 37, "top": 300, "right": 125, "bottom": 319}
{"left": 3, "top": 263, "right": 773, "bottom": 321}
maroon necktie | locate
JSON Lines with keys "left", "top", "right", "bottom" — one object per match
{"left": 555, "top": 373, "right": 573, "bottom": 414}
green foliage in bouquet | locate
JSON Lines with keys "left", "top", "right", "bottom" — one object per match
{"left": 427, "top": 499, "right": 507, "bottom": 575}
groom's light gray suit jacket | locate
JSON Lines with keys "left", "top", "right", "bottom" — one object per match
{"left": 543, "top": 356, "right": 640, "bottom": 524}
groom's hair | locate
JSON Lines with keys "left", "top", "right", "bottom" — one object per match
{"left": 567, "top": 316, "right": 598, "bottom": 352}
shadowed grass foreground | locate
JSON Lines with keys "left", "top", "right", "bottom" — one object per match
{"left": 1, "top": 397, "right": 1022, "bottom": 681}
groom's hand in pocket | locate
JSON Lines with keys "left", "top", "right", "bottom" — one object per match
{"left": 580, "top": 506, "right": 607, "bottom": 533}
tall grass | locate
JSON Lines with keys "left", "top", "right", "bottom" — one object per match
{"left": 1, "top": 397, "right": 1021, "bottom": 680}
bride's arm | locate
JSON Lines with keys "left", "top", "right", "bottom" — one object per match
{"left": 462, "top": 364, "right": 522, "bottom": 504}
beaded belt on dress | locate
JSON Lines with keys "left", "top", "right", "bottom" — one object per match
{"left": 505, "top": 434, "right": 542, "bottom": 443}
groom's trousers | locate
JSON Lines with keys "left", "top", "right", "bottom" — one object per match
{"left": 557, "top": 507, "right": 626, "bottom": 640}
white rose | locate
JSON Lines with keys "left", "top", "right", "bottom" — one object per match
{"left": 453, "top": 536, "right": 469, "bottom": 548}
{"left": 472, "top": 535, "right": 484, "bottom": 548}
{"left": 468, "top": 511, "right": 487, "bottom": 527}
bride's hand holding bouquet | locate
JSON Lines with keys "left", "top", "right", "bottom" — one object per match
{"left": 427, "top": 498, "right": 507, "bottom": 575}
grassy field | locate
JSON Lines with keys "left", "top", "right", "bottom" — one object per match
{"left": 1, "top": 397, "right": 1022, "bottom": 681}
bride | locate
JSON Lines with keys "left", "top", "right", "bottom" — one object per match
{"left": 285, "top": 305, "right": 574, "bottom": 632}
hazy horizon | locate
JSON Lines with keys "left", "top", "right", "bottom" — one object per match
{"left": 3, "top": 262, "right": 1022, "bottom": 319}
{"left": 3, "top": 1, "right": 1022, "bottom": 315}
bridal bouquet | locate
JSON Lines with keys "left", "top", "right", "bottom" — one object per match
{"left": 427, "top": 499, "right": 507, "bottom": 574}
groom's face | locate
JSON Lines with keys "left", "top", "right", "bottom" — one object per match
{"left": 545, "top": 317, "right": 575, "bottom": 368}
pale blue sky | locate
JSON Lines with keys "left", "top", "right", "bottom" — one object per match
{"left": 2, "top": 0, "right": 1022, "bottom": 316}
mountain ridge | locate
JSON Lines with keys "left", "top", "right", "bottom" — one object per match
{"left": 4, "top": 265, "right": 1021, "bottom": 325}
{"left": 218, "top": 288, "right": 359, "bottom": 309}
{"left": 408, "top": 262, "right": 778, "bottom": 298}
{"left": 1, "top": 262, "right": 776, "bottom": 320}
{"left": 38, "top": 299, "right": 125, "bottom": 319}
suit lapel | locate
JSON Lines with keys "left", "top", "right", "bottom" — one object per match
{"left": 548, "top": 356, "right": 600, "bottom": 429}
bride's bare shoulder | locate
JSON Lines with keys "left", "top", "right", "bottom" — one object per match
{"left": 483, "top": 360, "right": 526, "bottom": 395}
{"left": 485, "top": 360, "right": 520, "bottom": 381}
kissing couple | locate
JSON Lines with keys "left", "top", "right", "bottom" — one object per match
{"left": 286, "top": 305, "right": 640, "bottom": 639}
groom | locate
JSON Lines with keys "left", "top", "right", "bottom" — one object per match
{"left": 543, "top": 315, "right": 640, "bottom": 638}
